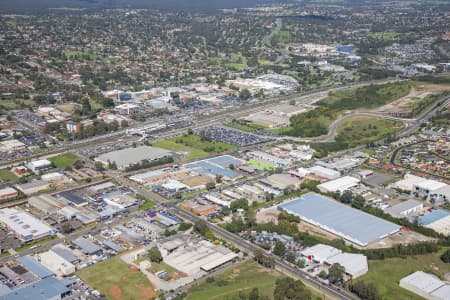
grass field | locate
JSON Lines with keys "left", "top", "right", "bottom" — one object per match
{"left": 0, "top": 169, "right": 18, "bottom": 182}
{"left": 226, "top": 121, "right": 266, "bottom": 132}
{"left": 336, "top": 117, "right": 403, "bottom": 147}
{"left": 138, "top": 199, "right": 157, "bottom": 211}
{"left": 152, "top": 134, "right": 237, "bottom": 161}
{"left": 355, "top": 249, "right": 450, "bottom": 300}
{"left": 48, "top": 153, "right": 79, "bottom": 169}
{"left": 77, "top": 256, "right": 157, "bottom": 300}
{"left": 248, "top": 159, "right": 276, "bottom": 170}
{"left": 276, "top": 30, "right": 293, "bottom": 43}
{"left": 186, "top": 260, "right": 281, "bottom": 300}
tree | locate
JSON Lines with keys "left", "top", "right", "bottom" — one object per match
{"left": 286, "top": 252, "right": 296, "bottom": 263}
{"left": 273, "top": 241, "right": 286, "bottom": 257}
{"left": 178, "top": 222, "right": 192, "bottom": 231}
{"left": 328, "top": 263, "right": 345, "bottom": 284}
{"left": 230, "top": 199, "right": 249, "bottom": 212}
{"left": 206, "top": 182, "right": 216, "bottom": 190}
{"left": 239, "top": 88, "right": 251, "bottom": 100}
{"left": 289, "top": 100, "right": 296, "bottom": 105}
{"left": 194, "top": 219, "right": 209, "bottom": 236}
{"left": 339, "top": 190, "right": 353, "bottom": 204}
{"left": 273, "top": 277, "right": 312, "bottom": 300}
{"left": 61, "top": 223, "right": 73, "bottom": 234}
{"left": 249, "top": 288, "right": 259, "bottom": 300}
{"left": 318, "top": 270, "right": 327, "bottom": 279}
{"left": 187, "top": 128, "right": 194, "bottom": 135}
{"left": 441, "top": 249, "right": 450, "bottom": 263}
{"left": 229, "top": 163, "right": 235, "bottom": 170}
{"left": 352, "top": 194, "right": 365, "bottom": 209}
{"left": 149, "top": 246, "right": 162, "bottom": 263}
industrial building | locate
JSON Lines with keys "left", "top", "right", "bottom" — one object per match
{"left": 392, "top": 174, "right": 426, "bottom": 192}
{"left": 413, "top": 180, "right": 448, "bottom": 199}
{"left": 27, "top": 159, "right": 52, "bottom": 173}
{"left": 103, "top": 193, "right": 139, "bottom": 209}
{"left": 300, "top": 244, "right": 368, "bottom": 278}
{"left": 0, "top": 208, "right": 55, "bottom": 242}
{"left": 301, "top": 244, "right": 342, "bottom": 264}
{"left": 278, "top": 193, "right": 400, "bottom": 247}
{"left": 399, "top": 271, "right": 450, "bottom": 300}
{"left": 95, "top": 146, "right": 173, "bottom": 170}
{"left": 317, "top": 176, "right": 360, "bottom": 194}
{"left": 15, "top": 180, "right": 50, "bottom": 195}
{"left": 28, "top": 194, "right": 66, "bottom": 216}
{"left": 0, "top": 187, "right": 18, "bottom": 200}
{"left": 384, "top": 199, "right": 424, "bottom": 218}
{"left": 261, "top": 173, "right": 301, "bottom": 191}
{"left": 72, "top": 237, "right": 102, "bottom": 255}
{"left": 0, "top": 277, "right": 70, "bottom": 300}
{"left": 309, "top": 165, "right": 341, "bottom": 180}
{"left": 37, "top": 250, "right": 76, "bottom": 276}
{"left": 327, "top": 253, "right": 368, "bottom": 279}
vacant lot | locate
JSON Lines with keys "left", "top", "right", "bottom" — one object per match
{"left": 186, "top": 260, "right": 281, "bottom": 300}
{"left": 77, "top": 256, "right": 157, "bottom": 300}
{"left": 152, "top": 134, "right": 237, "bottom": 161}
{"left": 336, "top": 116, "right": 403, "bottom": 147}
{"left": 355, "top": 248, "right": 450, "bottom": 300}
{"left": 285, "top": 81, "right": 411, "bottom": 137}
{"left": 48, "top": 153, "right": 79, "bottom": 169}
{"left": 0, "top": 169, "right": 18, "bottom": 183}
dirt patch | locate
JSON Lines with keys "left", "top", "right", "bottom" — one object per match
{"left": 108, "top": 285, "right": 122, "bottom": 300}
{"left": 137, "top": 284, "right": 157, "bottom": 299}
{"left": 375, "top": 84, "right": 450, "bottom": 114}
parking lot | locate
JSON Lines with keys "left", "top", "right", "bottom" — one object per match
{"left": 195, "top": 126, "right": 272, "bottom": 147}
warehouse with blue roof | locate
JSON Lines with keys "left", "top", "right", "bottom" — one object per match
{"left": 278, "top": 193, "right": 400, "bottom": 247}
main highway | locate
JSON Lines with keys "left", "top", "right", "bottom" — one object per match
{"left": 0, "top": 78, "right": 402, "bottom": 169}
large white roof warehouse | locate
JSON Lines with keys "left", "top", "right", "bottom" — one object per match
{"left": 278, "top": 193, "right": 400, "bottom": 247}
{"left": 317, "top": 176, "right": 360, "bottom": 194}
{"left": 95, "top": 146, "right": 172, "bottom": 170}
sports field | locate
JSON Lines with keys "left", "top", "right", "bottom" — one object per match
{"left": 77, "top": 256, "right": 157, "bottom": 300}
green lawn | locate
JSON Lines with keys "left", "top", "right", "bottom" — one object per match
{"left": 0, "top": 169, "right": 18, "bottom": 182}
{"left": 276, "top": 30, "right": 293, "bottom": 43}
{"left": 138, "top": 199, "right": 157, "bottom": 211}
{"left": 48, "top": 153, "right": 79, "bottom": 169}
{"left": 152, "top": 134, "right": 237, "bottom": 161}
{"left": 226, "top": 63, "right": 247, "bottom": 71}
{"left": 187, "top": 260, "right": 281, "bottom": 300}
{"left": 355, "top": 249, "right": 450, "bottom": 300}
{"left": 77, "top": 256, "right": 157, "bottom": 300}
{"left": 336, "top": 116, "right": 403, "bottom": 147}
{"left": 248, "top": 159, "right": 276, "bottom": 170}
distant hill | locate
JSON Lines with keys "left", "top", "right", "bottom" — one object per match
{"left": 0, "top": 0, "right": 446, "bottom": 13}
{"left": 0, "top": 0, "right": 285, "bottom": 12}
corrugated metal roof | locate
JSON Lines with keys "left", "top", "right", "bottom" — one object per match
{"left": 73, "top": 237, "right": 102, "bottom": 254}
{"left": 0, "top": 277, "right": 69, "bottom": 300}
{"left": 17, "top": 256, "right": 54, "bottom": 279}
{"left": 278, "top": 193, "right": 400, "bottom": 246}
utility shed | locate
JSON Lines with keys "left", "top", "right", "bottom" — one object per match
{"left": 327, "top": 253, "right": 368, "bottom": 279}
{"left": 399, "top": 271, "right": 449, "bottom": 300}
